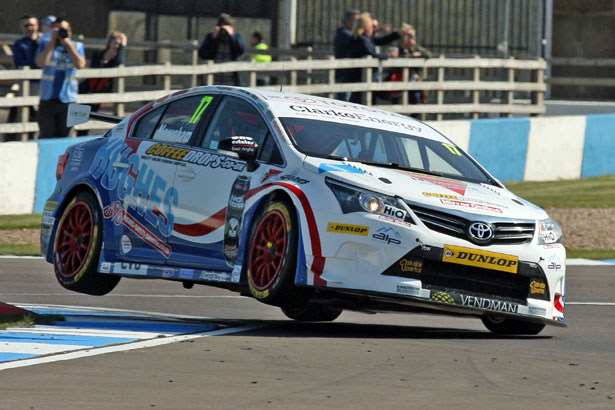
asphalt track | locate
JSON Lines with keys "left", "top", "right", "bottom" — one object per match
{"left": 1, "top": 257, "right": 614, "bottom": 410}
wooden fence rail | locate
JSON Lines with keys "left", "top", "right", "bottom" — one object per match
{"left": 0, "top": 56, "right": 546, "bottom": 141}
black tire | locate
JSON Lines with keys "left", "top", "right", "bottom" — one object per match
{"left": 481, "top": 315, "right": 546, "bottom": 335}
{"left": 53, "top": 192, "right": 120, "bottom": 295}
{"left": 247, "top": 199, "right": 298, "bottom": 306}
{"left": 281, "top": 303, "right": 343, "bottom": 322}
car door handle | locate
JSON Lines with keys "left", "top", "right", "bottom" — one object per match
{"left": 177, "top": 168, "right": 196, "bottom": 180}
{"left": 112, "top": 161, "right": 129, "bottom": 169}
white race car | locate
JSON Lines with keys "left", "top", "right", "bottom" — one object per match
{"left": 41, "top": 86, "right": 566, "bottom": 334}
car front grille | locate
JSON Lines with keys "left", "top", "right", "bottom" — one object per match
{"left": 407, "top": 204, "right": 535, "bottom": 245}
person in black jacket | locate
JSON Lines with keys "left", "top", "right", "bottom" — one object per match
{"left": 347, "top": 12, "right": 400, "bottom": 103}
{"left": 198, "top": 13, "right": 246, "bottom": 86}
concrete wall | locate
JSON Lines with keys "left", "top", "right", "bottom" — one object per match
{"left": 0, "top": 114, "right": 614, "bottom": 215}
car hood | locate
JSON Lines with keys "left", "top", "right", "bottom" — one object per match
{"left": 304, "top": 157, "right": 549, "bottom": 221}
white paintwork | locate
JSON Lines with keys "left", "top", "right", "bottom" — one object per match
{"left": 0, "top": 142, "right": 37, "bottom": 214}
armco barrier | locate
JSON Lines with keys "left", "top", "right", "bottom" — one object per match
{"left": 0, "top": 114, "right": 613, "bottom": 215}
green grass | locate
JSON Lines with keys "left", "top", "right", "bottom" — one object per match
{"left": 0, "top": 244, "right": 41, "bottom": 256}
{"left": 566, "top": 249, "right": 615, "bottom": 260}
{"left": 0, "top": 313, "right": 63, "bottom": 330}
{"left": 0, "top": 214, "right": 42, "bottom": 230}
{"left": 504, "top": 175, "right": 615, "bottom": 208}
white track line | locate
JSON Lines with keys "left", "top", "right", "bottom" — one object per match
{"left": 0, "top": 325, "right": 259, "bottom": 371}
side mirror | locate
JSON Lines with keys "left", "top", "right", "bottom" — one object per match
{"left": 218, "top": 136, "right": 259, "bottom": 172}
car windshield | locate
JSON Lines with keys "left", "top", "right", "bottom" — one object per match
{"left": 280, "top": 117, "right": 493, "bottom": 184}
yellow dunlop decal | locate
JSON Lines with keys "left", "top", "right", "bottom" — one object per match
{"left": 442, "top": 245, "right": 519, "bottom": 273}
{"left": 326, "top": 223, "right": 369, "bottom": 236}
{"left": 44, "top": 200, "right": 59, "bottom": 211}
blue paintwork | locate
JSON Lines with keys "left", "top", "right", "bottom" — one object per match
{"left": 581, "top": 115, "right": 615, "bottom": 178}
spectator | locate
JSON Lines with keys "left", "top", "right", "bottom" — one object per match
{"left": 347, "top": 12, "right": 399, "bottom": 103}
{"left": 250, "top": 31, "right": 272, "bottom": 86}
{"left": 12, "top": 15, "right": 40, "bottom": 70}
{"left": 9, "top": 15, "right": 40, "bottom": 139}
{"left": 198, "top": 13, "right": 246, "bottom": 86}
{"left": 35, "top": 17, "right": 86, "bottom": 139}
{"left": 396, "top": 24, "right": 431, "bottom": 106}
{"left": 333, "top": 9, "right": 360, "bottom": 101}
{"left": 79, "top": 31, "right": 127, "bottom": 111}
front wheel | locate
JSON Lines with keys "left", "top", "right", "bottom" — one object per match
{"left": 481, "top": 315, "right": 545, "bottom": 335}
{"left": 247, "top": 199, "right": 298, "bottom": 306}
{"left": 53, "top": 192, "right": 119, "bottom": 295}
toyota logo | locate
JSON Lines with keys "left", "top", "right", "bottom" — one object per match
{"left": 468, "top": 222, "right": 494, "bottom": 244}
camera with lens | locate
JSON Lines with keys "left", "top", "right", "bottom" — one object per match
{"left": 58, "top": 28, "right": 69, "bottom": 39}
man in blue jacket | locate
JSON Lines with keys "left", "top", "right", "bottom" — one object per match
{"left": 198, "top": 13, "right": 246, "bottom": 86}
{"left": 35, "top": 17, "right": 86, "bottom": 138}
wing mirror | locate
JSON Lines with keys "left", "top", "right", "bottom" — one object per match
{"left": 218, "top": 136, "right": 259, "bottom": 172}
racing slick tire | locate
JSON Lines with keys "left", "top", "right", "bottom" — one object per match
{"left": 481, "top": 315, "right": 545, "bottom": 335}
{"left": 281, "top": 303, "right": 343, "bottom": 322}
{"left": 53, "top": 192, "right": 120, "bottom": 296}
{"left": 247, "top": 199, "right": 298, "bottom": 306}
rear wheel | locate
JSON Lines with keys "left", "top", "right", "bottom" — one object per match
{"left": 247, "top": 199, "right": 297, "bottom": 306}
{"left": 281, "top": 303, "right": 343, "bottom": 322}
{"left": 481, "top": 315, "right": 545, "bottom": 335}
{"left": 53, "top": 192, "right": 119, "bottom": 295}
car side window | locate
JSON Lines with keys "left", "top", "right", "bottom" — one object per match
{"left": 258, "top": 132, "right": 284, "bottom": 165}
{"left": 201, "top": 97, "right": 269, "bottom": 151}
{"left": 151, "top": 95, "right": 216, "bottom": 144}
{"left": 132, "top": 106, "right": 165, "bottom": 139}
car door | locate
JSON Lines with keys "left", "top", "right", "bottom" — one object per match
{"left": 113, "top": 93, "right": 218, "bottom": 265}
{"left": 167, "top": 95, "right": 284, "bottom": 271}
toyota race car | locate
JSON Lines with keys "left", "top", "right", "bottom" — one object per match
{"left": 40, "top": 86, "right": 566, "bottom": 335}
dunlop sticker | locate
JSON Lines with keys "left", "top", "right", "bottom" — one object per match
{"left": 326, "top": 223, "right": 369, "bottom": 236}
{"left": 442, "top": 245, "right": 518, "bottom": 273}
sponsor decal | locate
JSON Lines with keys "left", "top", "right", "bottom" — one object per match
{"left": 100, "top": 262, "right": 112, "bottom": 273}
{"left": 104, "top": 201, "right": 172, "bottom": 258}
{"left": 231, "top": 264, "right": 242, "bottom": 282}
{"left": 442, "top": 245, "right": 519, "bottom": 273}
{"left": 200, "top": 271, "right": 233, "bottom": 282}
{"left": 442, "top": 143, "right": 462, "bottom": 156}
{"left": 44, "top": 200, "right": 58, "bottom": 211}
{"left": 318, "top": 163, "right": 366, "bottom": 174}
{"left": 440, "top": 199, "right": 502, "bottom": 214}
{"left": 260, "top": 168, "right": 283, "bottom": 183}
{"left": 530, "top": 281, "right": 546, "bottom": 295}
{"left": 423, "top": 192, "right": 507, "bottom": 209}
{"left": 152, "top": 123, "right": 193, "bottom": 143}
{"left": 378, "top": 215, "right": 412, "bottom": 228}
{"left": 529, "top": 306, "right": 547, "bottom": 316}
{"left": 408, "top": 174, "right": 467, "bottom": 195}
{"left": 460, "top": 295, "right": 519, "bottom": 313}
{"left": 382, "top": 204, "right": 407, "bottom": 220}
{"left": 430, "top": 291, "right": 455, "bottom": 304}
{"left": 144, "top": 143, "right": 246, "bottom": 172}
{"left": 423, "top": 192, "right": 457, "bottom": 199}
{"left": 547, "top": 254, "right": 563, "bottom": 271}
{"left": 41, "top": 210, "right": 55, "bottom": 237}
{"left": 162, "top": 268, "right": 177, "bottom": 278}
{"left": 399, "top": 259, "right": 422, "bottom": 273}
{"left": 397, "top": 285, "right": 420, "bottom": 296}
{"left": 70, "top": 147, "right": 84, "bottom": 171}
{"left": 120, "top": 234, "right": 132, "bottom": 254}
{"left": 542, "top": 244, "right": 563, "bottom": 249}
{"left": 189, "top": 96, "right": 213, "bottom": 124}
{"left": 113, "top": 262, "right": 147, "bottom": 275}
{"left": 288, "top": 104, "right": 422, "bottom": 132}
{"left": 372, "top": 227, "right": 402, "bottom": 246}
{"left": 279, "top": 174, "right": 310, "bottom": 184}
{"left": 327, "top": 223, "right": 369, "bottom": 236}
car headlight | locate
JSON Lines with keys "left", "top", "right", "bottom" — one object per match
{"left": 537, "top": 218, "right": 563, "bottom": 245}
{"left": 325, "top": 178, "right": 414, "bottom": 223}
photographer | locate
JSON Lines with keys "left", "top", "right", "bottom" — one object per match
{"left": 198, "top": 13, "right": 246, "bottom": 86}
{"left": 35, "top": 17, "right": 85, "bottom": 138}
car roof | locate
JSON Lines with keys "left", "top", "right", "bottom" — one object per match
{"left": 159, "top": 86, "right": 449, "bottom": 143}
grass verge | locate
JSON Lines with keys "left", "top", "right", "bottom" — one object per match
{"left": 0, "top": 214, "right": 42, "bottom": 230}
{"left": 0, "top": 244, "right": 41, "bottom": 256}
{"left": 0, "top": 313, "right": 64, "bottom": 330}
{"left": 566, "top": 249, "right": 615, "bottom": 260}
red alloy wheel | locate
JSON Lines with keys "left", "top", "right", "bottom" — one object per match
{"left": 249, "top": 210, "right": 288, "bottom": 291}
{"left": 55, "top": 201, "right": 94, "bottom": 279}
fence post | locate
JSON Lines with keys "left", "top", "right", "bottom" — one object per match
{"left": 402, "top": 67, "right": 409, "bottom": 108}
{"left": 116, "top": 64, "right": 125, "bottom": 117}
{"left": 365, "top": 56, "right": 373, "bottom": 106}
{"left": 191, "top": 39, "right": 198, "bottom": 88}
{"left": 506, "top": 57, "right": 514, "bottom": 118}
{"left": 249, "top": 70, "right": 257, "bottom": 87}
{"left": 206, "top": 60, "right": 214, "bottom": 86}
{"left": 328, "top": 56, "right": 335, "bottom": 99}
{"left": 19, "top": 66, "right": 30, "bottom": 141}
{"left": 437, "top": 55, "right": 445, "bottom": 121}
{"left": 534, "top": 62, "right": 545, "bottom": 117}
{"left": 163, "top": 61, "right": 172, "bottom": 91}
{"left": 290, "top": 57, "right": 297, "bottom": 87}
{"left": 472, "top": 56, "right": 480, "bottom": 119}
{"left": 306, "top": 46, "right": 313, "bottom": 86}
